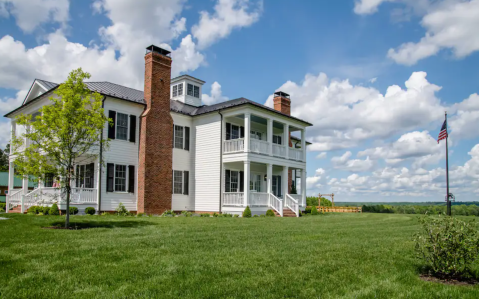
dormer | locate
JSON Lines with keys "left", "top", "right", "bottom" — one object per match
{"left": 170, "top": 75, "right": 205, "bottom": 107}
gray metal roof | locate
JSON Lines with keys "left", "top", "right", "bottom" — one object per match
{"left": 36, "top": 79, "right": 58, "bottom": 90}
{"left": 85, "top": 82, "right": 145, "bottom": 104}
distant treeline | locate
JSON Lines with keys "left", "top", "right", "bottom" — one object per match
{"left": 361, "top": 204, "right": 479, "bottom": 216}
{"left": 336, "top": 202, "right": 479, "bottom": 207}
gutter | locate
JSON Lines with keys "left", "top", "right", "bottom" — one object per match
{"left": 218, "top": 110, "right": 223, "bottom": 214}
{"left": 97, "top": 97, "right": 106, "bottom": 213}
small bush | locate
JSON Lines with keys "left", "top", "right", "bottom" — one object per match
{"left": 69, "top": 207, "right": 79, "bottom": 215}
{"left": 50, "top": 203, "right": 59, "bottom": 215}
{"left": 136, "top": 212, "right": 145, "bottom": 217}
{"left": 181, "top": 211, "right": 192, "bottom": 217}
{"left": 311, "top": 206, "right": 319, "bottom": 215}
{"left": 85, "top": 207, "right": 96, "bottom": 215}
{"left": 0, "top": 203, "right": 6, "bottom": 210}
{"left": 260, "top": 214, "right": 266, "bottom": 217}
{"left": 415, "top": 215, "right": 479, "bottom": 278}
{"left": 234, "top": 214, "right": 239, "bottom": 218}
{"left": 27, "top": 206, "right": 39, "bottom": 214}
{"left": 243, "top": 206, "right": 252, "bottom": 218}
{"left": 42, "top": 206, "right": 50, "bottom": 215}
{"left": 266, "top": 209, "right": 275, "bottom": 217}
{"left": 212, "top": 212, "right": 219, "bottom": 217}
{"left": 200, "top": 213, "right": 210, "bottom": 217}
{"left": 253, "top": 214, "right": 259, "bottom": 217}
{"left": 220, "top": 213, "right": 233, "bottom": 217}
{"left": 115, "top": 203, "right": 129, "bottom": 216}
{"left": 161, "top": 210, "right": 175, "bottom": 217}
{"left": 304, "top": 206, "right": 312, "bottom": 214}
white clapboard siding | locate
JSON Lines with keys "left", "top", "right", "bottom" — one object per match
{"left": 194, "top": 113, "right": 221, "bottom": 211}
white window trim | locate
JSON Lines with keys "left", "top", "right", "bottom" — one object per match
{"left": 114, "top": 164, "right": 128, "bottom": 193}
{"left": 173, "top": 170, "right": 185, "bottom": 195}
{"left": 273, "top": 134, "right": 283, "bottom": 145}
{"left": 116, "top": 112, "right": 129, "bottom": 141}
{"left": 173, "top": 125, "right": 187, "bottom": 150}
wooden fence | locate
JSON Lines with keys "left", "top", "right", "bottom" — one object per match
{"left": 316, "top": 206, "right": 362, "bottom": 213}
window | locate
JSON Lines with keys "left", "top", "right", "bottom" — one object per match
{"left": 116, "top": 113, "right": 128, "bottom": 140}
{"left": 44, "top": 173, "right": 54, "bottom": 187}
{"left": 272, "top": 175, "right": 282, "bottom": 197}
{"left": 115, "top": 165, "right": 127, "bottom": 192}
{"left": 178, "top": 83, "right": 183, "bottom": 96}
{"left": 226, "top": 123, "right": 244, "bottom": 140}
{"left": 225, "top": 170, "right": 244, "bottom": 192}
{"left": 194, "top": 86, "right": 200, "bottom": 98}
{"left": 273, "top": 135, "right": 282, "bottom": 145}
{"left": 76, "top": 164, "right": 94, "bottom": 188}
{"left": 174, "top": 125, "right": 184, "bottom": 149}
{"left": 173, "top": 170, "right": 183, "bottom": 194}
{"left": 250, "top": 130, "right": 262, "bottom": 140}
{"left": 230, "top": 171, "right": 239, "bottom": 192}
{"left": 250, "top": 174, "right": 261, "bottom": 192}
{"left": 173, "top": 85, "right": 178, "bottom": 97}
{"left": 187, "top": 83, "right": 193, "bottom": 96}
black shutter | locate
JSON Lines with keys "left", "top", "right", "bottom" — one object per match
{"left": 183, "top": 171, "right": 189, "bottom": 195}
{"left": 129, "top": 115, "right": 136, "bottom": 143}
{"left": 107, "top": 163, "right": 114, "bottom": 192}
{"left": 278, "top": 176, "right": 282, "bottom": 197}
{"left": 128, "top": 165, "right": 135, "bottom": 193}
{"left": 240, "top": 126, "right": 245, "bottom": 138}
{"left": 184, "top": 126, "right": 190, "bottom": 150}
{"left": 239, "top": 171, "right": 244, "bottom": 192}
{"left": 75, "top": 165, "right": 79, "bottom": 187}
{"left": 226, "top": 123, "right": 231, "bottom": 140}
{"left": 88, "top": 163, "right": 94, "bottom": 188}
{"left": 108, "top": 111, "right": 116, "bottom": 139}
{"left": 172, "top": 126, "right": 175, "bottom": 148}
{"left": 225, "top": 170, "right": 230, "bottom": 192}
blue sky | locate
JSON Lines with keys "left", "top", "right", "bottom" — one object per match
{"left": 0, "top": 0, "right": 478, "bottom": 202}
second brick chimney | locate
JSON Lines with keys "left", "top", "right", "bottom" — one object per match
{"left": 138, "top": 45, "right": 173, "bottom": 214}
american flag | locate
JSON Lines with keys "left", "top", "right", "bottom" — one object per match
{"left": 437, "top": 120, "right": 448, "bottom": 143}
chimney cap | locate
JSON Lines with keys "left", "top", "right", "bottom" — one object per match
{"left": 146, "top": 45, "right": 171, "bottom": 57}
{"left": 274, "top": 91, "right": 290, "bottom": 99}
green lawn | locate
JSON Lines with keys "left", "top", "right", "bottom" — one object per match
{"left": 1, "top": 213, "right": 478, "bottom": 298}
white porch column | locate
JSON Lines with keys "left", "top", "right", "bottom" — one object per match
{"left": 8, "top": 161, "right": 14, "bottom": 192}
{"left": 284, "top": 123, "right": 289, "bottom": 159}
{"left": 244, "top": 161, "right": 250, "bottom": 206}
{"left": 244, "top": 113, "right": 251, "bottom": 152}
{"left": 96, "top": 157, "right": 101, "bottom": 209}
{"left": 267, "top": 118, "right": 273, "bottom": 155}
{"left": 266, "top": 163, "right": 273, "bottom": 193}
{"left": 301, "top": 128, "right": 306, "bottom": 162}
{"left": 22, "top": 176, "right": 28, "bottom": 195}
{"left": 282, "top": 165, "right": 288, "bottom": 199}
{"left": 301, "top": 168, "right": 306, "bottom": 207}
{"left": 10, "top": 121, "right": 16, "bottom": 155}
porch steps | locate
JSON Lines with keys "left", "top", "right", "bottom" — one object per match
{"left": 275, "top": 208, "right": 297, "bottom": 217}
{"left": 8, "top": 206, "right": 24, "bottom": 214}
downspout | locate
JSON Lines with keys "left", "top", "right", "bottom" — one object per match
{"left": 97, "top": 97, "right": 106, "bottom": 213}
{"left": 218, "top": 110, "right": 223, "bottom": 213}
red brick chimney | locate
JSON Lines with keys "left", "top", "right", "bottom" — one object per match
{"left": 273, "top": 91, "right": 294, "bottom": 193}
{"left": 138, "top": 45, "right": 173, "bottom": 214}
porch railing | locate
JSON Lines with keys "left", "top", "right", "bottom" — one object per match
{"left": 6, "top": 189, "right": 23, "bottom": 212}
{"left": 285, "top": 194, "right": 299, "bottom": 217}
{"left": 288, "top": 148, "right": 304, "bottom": 161}
{"left": 223, "top": 139, "right": 244, "bottom": 153}
{"left": 249, "top": 139, "right": 270, "bottom": 155}
{"left": 70, "top": 188, "right": 97, "bottom": 203}
{"left": 269, "top": 193, "right": 283, "bottom": 217}
{"left": 250, "top": 192, "right": 269, "bottom": 207}
{"left": 223, "top": 192, "right": 244, "bottom": 206}
{"left": 272, "top": 144, "right": 286, "bottom": 158}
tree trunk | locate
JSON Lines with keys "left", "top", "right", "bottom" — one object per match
{"left": 65, "top": 177, "right": 71, "bottom": 228}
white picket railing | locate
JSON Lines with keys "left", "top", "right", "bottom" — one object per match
{"left": 71, "top": 188, "right": 97, "bottom": 203}
{"left": 6, "top": 189, "right": 23, "bottom": 212}
{"left": 288, "top": 148, "right": 304, "bottom": 161}
{"left": 223, "top": 192, "right": 244, "bottom": 206}
{"left": 223, "top": 139, "right": 244, "bottom": 153}
{"left": 269, "top": 193, "right": 283, "bottom": 217}
{"left": 250, "top": 192, "right": 269, "bottom": 207}
{"left": 249, "top": 139, "right": 270, "bottom": 155}
{"left": 272, "top": 144, "right": 286, "bottom": 158}
{"left": 285, "top": 194, "right": 299, "bottom": 217}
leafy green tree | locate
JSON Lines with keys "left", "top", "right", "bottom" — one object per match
{"left": 0, "top": 144, "right": 9, "bottom": 172}
{"left": 11, "top": 69, "right": 110, "bottom": 228}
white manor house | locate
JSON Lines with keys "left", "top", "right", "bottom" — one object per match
{"left": 5, "top": 45, "right": 312, "bottom": 217}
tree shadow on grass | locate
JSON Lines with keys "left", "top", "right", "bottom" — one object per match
{"left": 45, "top": 220, "right": 158, "bottom": 230}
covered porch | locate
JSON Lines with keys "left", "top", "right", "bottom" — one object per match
{"left": 221, "top": 161, "right": 306, "bottom": 217}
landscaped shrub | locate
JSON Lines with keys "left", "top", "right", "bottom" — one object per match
{"left": 200, "top": 213, "right": 210, "bottom": 217}
{"left": 220, "top": 213, "right": 233, "bottom": 217}
{"left": 42, "top": 206, "right": 50, "bottom": 215}
{"left": 304, "top": 206, "right": 312, "bottom": 214}
{"left": 311, "top": 206, "right": 319, "bottom": 215}
{"left": 212, "top": 212, "right": 219, "bottom": 217}
{"left": 253, "top": 214, "right": 259, "bottom": 217}
{"left": 260, "top": 214, "right": 265, "bottom": 217}
{"left": 85, "top": 207, "right": 96, "bottom": 215}
{"left": 0, "top": 203, "right": 6, "bottom": 210}
{"left": 50, "top": 204, "right": 59, "bottom": 215}
{"left": 181, "top": 211, "right": 192, "bottom": 217}
{"left": 243, "top": 206, "right": 252, "bottom": 218}
{"left": 234, "top": 214, "right": 239, "bottom": 218}
{"left": 27, "top": 206, "right": 39, "bottom": 214}
{"left": 266, "top": 209, "right": 275, "bottom": 217}
{"left": 115, "top": 203, "right": 129, "bottom": 216}
{"left": 161, "top": 210, "right": 175, "bottom": 217}
{"left": 69, "top": 207, "right": 79, "bottom": 215}
{"left": 414, "top": 215, "right": 479, "bottom": 278}
{"left": 136, "top": 212, "right": 145, "bottom": 217}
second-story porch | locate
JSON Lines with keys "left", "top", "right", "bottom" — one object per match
{"left": 222, "top": 111, "right": 307, "bottom": 162}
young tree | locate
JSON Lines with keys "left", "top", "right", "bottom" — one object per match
{"left": 11, "top": 68, "right": 110, "bottom": 228}
{"left": 0, "top": 144, "right": 9, "bottom": 172}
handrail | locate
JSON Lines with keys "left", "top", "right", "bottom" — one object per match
{"left": 6, "top": 189, "right": 23, "bottom": 212}
{"left": 268, "top": 193, "right": 283, "bottom": 217}
{"left": 285, "top": 194, "right": 299, "bottom": 217}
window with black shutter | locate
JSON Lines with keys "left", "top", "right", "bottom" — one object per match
{"left": 128, "top": 165, "right": 135, "bottom": 193}
{"left": 184, "top": 126, "right": 190, "bottom": 150}
{"left": 107, "top": 163, "right": 114, "bottom": 192}
{"left": 226, "top": 123, "right": 231, "bottom": 140}
{"left": 239, "top": 171, "right": 244, "bottom": 192}
{"left": 183, "top": 171, "right": 189, "bottom": 195}
{"left": 108, "top": 111, "right": 116, "bottom": 139}
{"left": 129, "top": 115, "right": 136, "bottom": 143}
{"left": 225, "top": 170, "right": 231, "bottom": 192}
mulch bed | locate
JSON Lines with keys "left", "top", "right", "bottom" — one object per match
{"left": 420, "top": 274, "right": 478, "bottom": 286}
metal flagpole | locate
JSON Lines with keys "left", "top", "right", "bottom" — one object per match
{"left": 445, "top": 111, "right": 451, "bottom": 216}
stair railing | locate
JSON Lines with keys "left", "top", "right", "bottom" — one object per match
{"left": 268, "top": 193, "right": 283, "bottom": 217}
{"left": 285, "top": 194, "right": 300, "bottom": 217}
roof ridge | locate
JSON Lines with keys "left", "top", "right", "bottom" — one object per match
{"left": 35, "top": 78, "right": 58, "bottom": 85}
{"left": 86, "top": 81, "right": 144, "bottom": 93}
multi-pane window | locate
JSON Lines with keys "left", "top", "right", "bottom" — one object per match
{"left": 116, "top": 113, "right": 128, "bottom": 140}
{"left": 226, "top": 123, "right": 245, "bottom": 140}
{"left": 187, "top": 83, "right": 193, "bottom": 96}
{"left": 173, "top": 85, "right": 178, "bottom": 97}
{"left": 174, "top": 125, "right": 184, "bottom": 149}
{"left": 178, "top": 83, "right": 183, "bottom": 96}
{"left": 273, "top": 135, "right": 282, "bottom": 145}
{"left": 44, "top": 173, "right": 54, "bottom": 187}
{"left": 172, "top": 83, "right": 183, "bottom": 97}
{"left": 250, "top": 130, "right": 262, "bottom": 140}
{"left": 251, "top": 174, "right": 261, "bottom": 192}
{"left": 230, "top": 171, "right": 239, "bottom": 192}
{"left": 231, "top": 125, "right": 239, "bottom": 139}
{"left": 193, "top": 86, "right": 200, "bottom": 98}
{"left": 115, "top": 165, "right": 126, "bottom": 192}
{"left": 173, "top": 170, "right": 183, "bottom": 194}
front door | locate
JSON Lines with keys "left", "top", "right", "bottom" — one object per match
{"left": 272, "top": 175, "right": 282, "bottom": 198}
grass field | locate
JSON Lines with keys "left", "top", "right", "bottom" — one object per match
{"left": 1, "top": 213, "right": 479, "bottom": 298}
